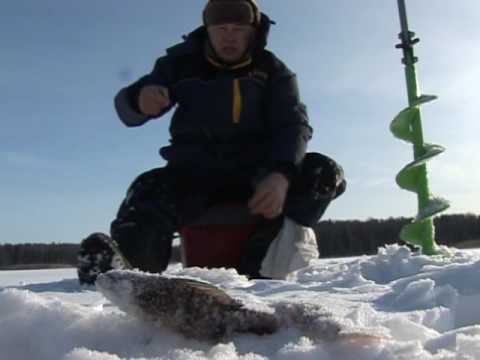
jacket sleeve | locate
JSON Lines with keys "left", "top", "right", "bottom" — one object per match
{"left": 264, "top": 60, "right": 313, "bottom": 179}
{"left": 114, "top": 55, "right": 176, "bottom": 127}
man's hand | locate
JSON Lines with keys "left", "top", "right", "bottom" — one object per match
{"left": 248, "top": 172, "right": 290, "bottom": 219}
{"left": 138, "top": 85, "right": 171, "bottom": 116}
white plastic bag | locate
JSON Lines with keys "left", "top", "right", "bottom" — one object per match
{"left": 260, "top": 217, "right": 319, "bottom": 280}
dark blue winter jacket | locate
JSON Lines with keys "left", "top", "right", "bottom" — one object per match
{"left": 114, "top": 14, "right": 312, "bottom": 179}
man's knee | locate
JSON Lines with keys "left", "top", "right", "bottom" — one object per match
{"left": 300, "top": 152, "right": 346, "bottom": 199}
{"left": 123, "top": 167, "right": 174, "bottom": 209}
{"left": 285, "top": 153, "right": 346, "bottom": 227}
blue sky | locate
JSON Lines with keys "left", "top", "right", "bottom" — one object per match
{"left": 1, "top": 1, "right": 479, "bottom": 244}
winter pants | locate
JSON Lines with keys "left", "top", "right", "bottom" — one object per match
{"left": 110, "top": 152, "right": 346, "bottom": 275}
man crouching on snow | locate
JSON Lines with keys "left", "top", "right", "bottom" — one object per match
{"left": 77, "top": 0, "right": 346, "bottom": 285}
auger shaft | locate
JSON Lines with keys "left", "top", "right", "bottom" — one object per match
{"left": 397, "top": 0, "right": 423, "bottom": 140}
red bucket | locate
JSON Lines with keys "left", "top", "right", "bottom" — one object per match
{"left": 180, "top": 204, "right": 259, "bottom": 269}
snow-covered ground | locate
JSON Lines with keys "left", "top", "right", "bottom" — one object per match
{"left": 1, "top": 244, "right": 480, "bottom": 360}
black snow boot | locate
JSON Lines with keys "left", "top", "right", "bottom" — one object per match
{"left": 77, "top": 232, "right": 124, "bottom": 285}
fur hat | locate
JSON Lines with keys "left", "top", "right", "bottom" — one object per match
{"left": 203, "top": 0, "right": 261, "bottom": 27}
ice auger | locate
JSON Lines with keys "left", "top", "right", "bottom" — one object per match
{"left": 390, "top": 0, "right": 450, "bottom": 255}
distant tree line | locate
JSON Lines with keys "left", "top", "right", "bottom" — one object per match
{"left": 0, "top": 243, "right": 78, "bottom": 269}
{"left": 314, "top": 213, "right": 480, "bottom": 257}
{"left": 1, "top": 214, "right": 479, "bottom": 269}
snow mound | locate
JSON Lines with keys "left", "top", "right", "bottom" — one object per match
{"left": 1, "top": 245, "right": 480, "bottom": 359}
